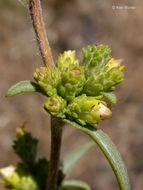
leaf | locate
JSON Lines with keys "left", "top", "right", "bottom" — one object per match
{"left": 34, "top": 158, "right": 49, "bottom": 190}
{"left": 101, "top": 92, "right": 117, "bottom": 104}
{"left": 60, "top": 180, "right": 91, "bottom": 190}
{"left": 13, "top": 127, "right": 38, "bottom": 167}
{"left": 62, "top": 142, "right": 94, "bottom": 176}
{"left": 6, "top": 80, "right": 42, "bottom": 97}
{"left": 64, "top": 119, "right": 130, "bottom": 190}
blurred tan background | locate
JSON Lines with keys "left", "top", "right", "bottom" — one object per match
{"left": 0, "top": 0, "right": 143, "bottom": 189}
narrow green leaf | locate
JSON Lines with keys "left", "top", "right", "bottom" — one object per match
{"left": 101, "top": 92, "right": 117, "bottom": 104}
{"left": 6, "top": 80, "right": 42, "bottom": 97}
{"left": 61, "top": 180, "right": 91, "bottom": 190}
{"left": 62, "top": 142, "right": 94, "bottom": 176}
{"left": 64, "top": 119, "right": 130, "bottom": 190}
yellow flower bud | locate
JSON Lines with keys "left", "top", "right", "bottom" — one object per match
{"left": 99, "top": 103, "right": 112, "bottom": 120}
{"left": 107, "top": 58, "right": 125, "bottom": 71}
{"left": 0, "top": 165, "right": 15, "bottom": 178}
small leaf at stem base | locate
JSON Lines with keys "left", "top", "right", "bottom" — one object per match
{"left": 6, "top": 80, "right": 42, "bottom": 97}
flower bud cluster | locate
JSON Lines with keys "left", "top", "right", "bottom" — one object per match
{"left": 34, "top": 67, "right": 60, "bottom": 97}
{"left": 0, "top": 165, "right": 39, "bottom": 190}
{"left": 33, "top": 45, "right": 124, "bottom": 127}
{"left": 67, "top": 94, "right": 112, "bottom": 126}
{"left": 56, "top": 51, "right": 86, "bottom": 101}
{"left": 82, "top": 45, "right": 124, "bottom": 96}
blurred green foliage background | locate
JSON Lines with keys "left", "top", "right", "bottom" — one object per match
{"left": 0, "top": 0, "right": 143, "bottom": 189}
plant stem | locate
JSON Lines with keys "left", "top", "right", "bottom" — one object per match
{"left": 29, "top": 0, "right": 54, "bottom": 68}
{"left": 47, "top": 117, "right": 64, "bottom": 190}
{"left": 29, "top": 1, "right": 63, "bottom": 189}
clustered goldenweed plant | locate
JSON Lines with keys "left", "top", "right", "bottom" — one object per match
{"left": 35, "top": 46, "right": 124, "bottom": 125}
{"left": 0, "top": 0, "right": 130, "bottom": 190}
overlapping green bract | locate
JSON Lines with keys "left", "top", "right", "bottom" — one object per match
{"left": 34, "top": 67, "right": 60, "bottom": 97}
{"left": 67, "top": 94, "right": 112, "bottom": 126}
{"left": 56, "top": 51, "right": 86, "bottom": 101}
{"left": 82, "top": 45, "right": 111, "bottom": 77}
{"left": 44, "top": 95, "right": 67, "bottom": 118}
{"left": 33, "top": 45, "right": 124, "bottom": 126}
{"left": 57, "top": 65, "right": 85, "bottom": 101}
{"left": 56, "top": 50, "right": 78, "bottom": 72}
{"left": 82, "top": 45, "right": 124, "bottom": 96}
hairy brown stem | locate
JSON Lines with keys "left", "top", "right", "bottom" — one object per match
{"left": 29, "top": 1, "right": 63, "bottom": 189}
{"left": 47, "top": 117, "right": 64, "bottom": 190}
{"left": 29, "top": 0, "right": 54, "bottom": 68}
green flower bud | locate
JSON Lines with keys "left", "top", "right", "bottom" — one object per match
{"left": 82, "top": 45, "right": 124, "bottom": 96}
{"left": 44, "top": 95, "right": 67, "bottom": 118}
{"left": 82, "top": 45, "right": 111, "bottom": 77}
{"left": 33, "top": 67, "right": 60, "bottom": 97}
{"left": 67, "top": 94, "right": 112, "bottom": 126}
{"left": 56, "top": 50, "right": 86, "bottom": 101}
{"left": 57, "top": 65, "right": 85, "bottom": 101}
{"left": 0, "top": 165, "right": 39, "bottom": 190}
{"left": 56, "top": 50, "right": 79, "bottom": 72}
